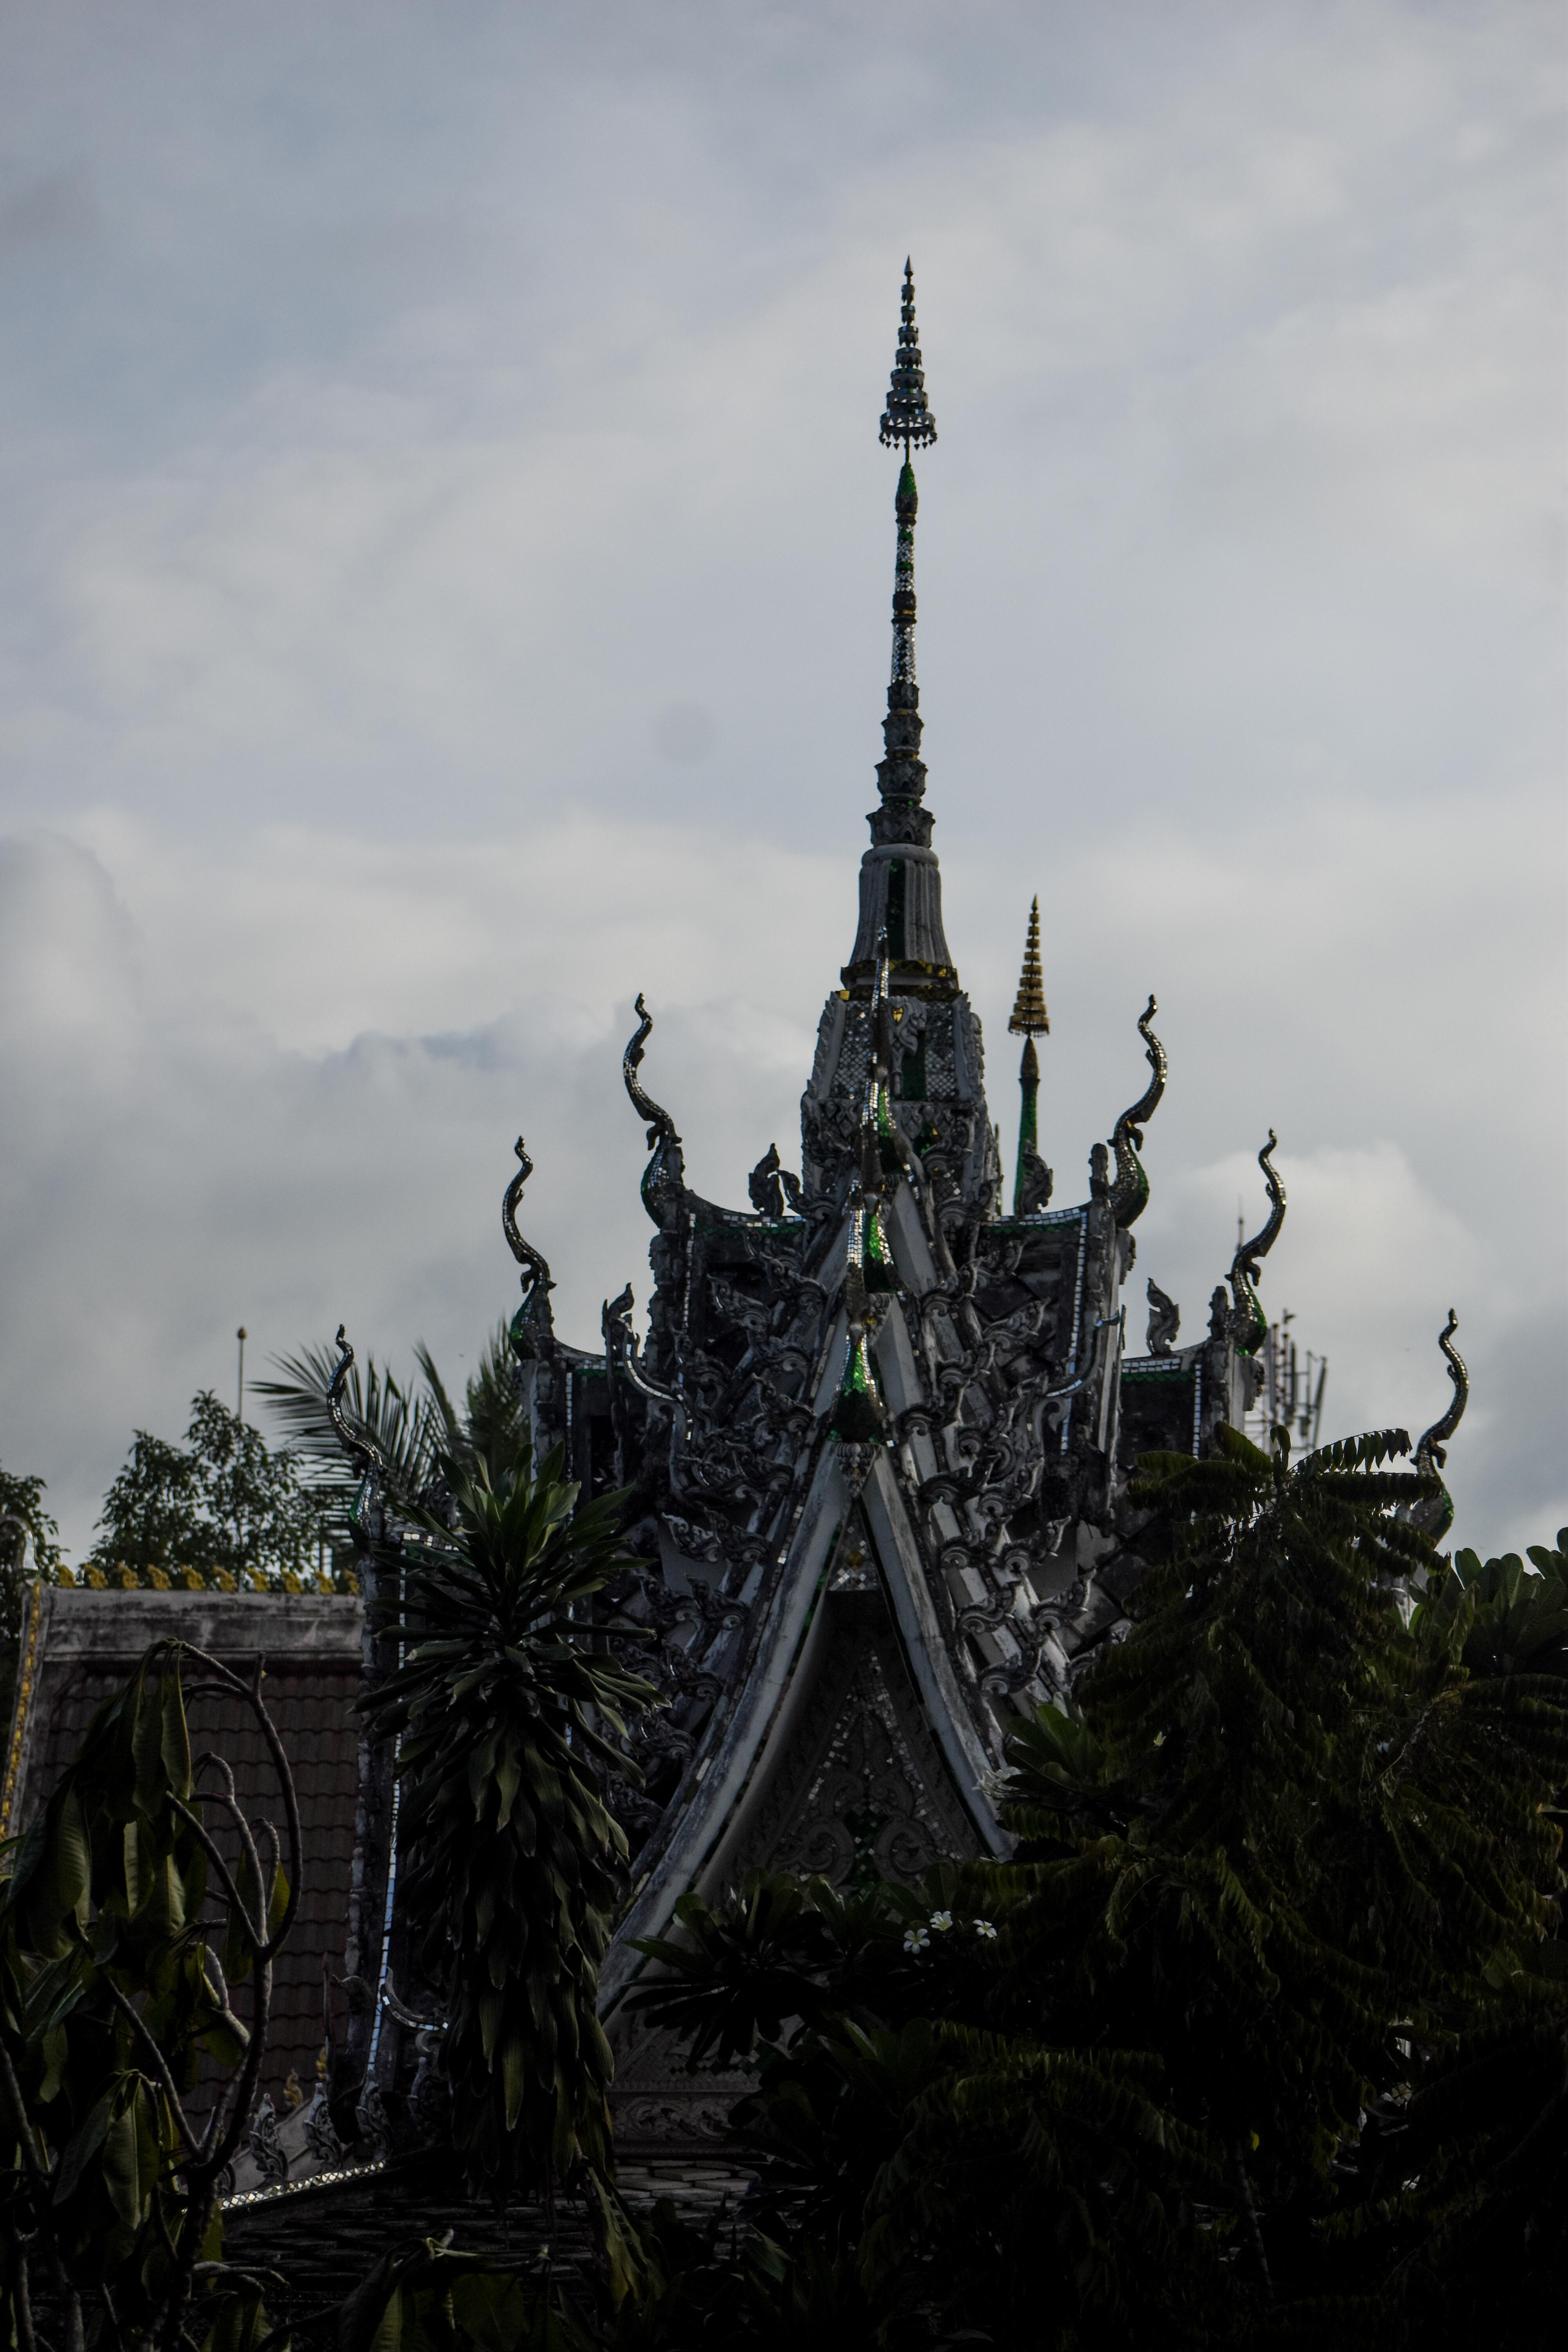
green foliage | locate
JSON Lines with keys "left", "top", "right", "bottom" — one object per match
{"left": 1413, "top": 1532, "right": 1568, "bottom": 1679}
{"left": 87, "top": 1392, "right": 341, "bottom": 1591}
{"left": 361, "top": 1439, "right": 659, "bottom": 2213}
{"left": 630, "top": 1866, "right": 991, "bottom": 2071}
{"left": 0, "top": 1640, "right": 298, "bottom": 2352}
{"left": 987, "top": 1426, "right": 1568, "bottom": 2328}
{"left": 414, "top": 1328, "right": 532, "bottom": 1489}
{"left": 1024, "top": 1430, "right": 1564, "bottom": 2159}
{"left": 630, "top": 1869, "right": 1215, "bottom": 2345}
{"left": 0, "top": 1462, "right": 67, "bottom": 1729}
{"left": 0, "top": 1467, "right": 63, "bottom": 1582}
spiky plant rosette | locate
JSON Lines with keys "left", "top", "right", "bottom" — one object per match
{"left": 361, "top": 1439, "right": 659, "bottom": 2201}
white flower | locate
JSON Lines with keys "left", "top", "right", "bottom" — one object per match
{"left": 973, "top": 1918, "right": 998, "bottom": 1940}
{"left": 928, "top": 1909, "right": 953, "bottom": 1933}
{"left": 903, "top": 1927, "right": 930, "bottom": 1953}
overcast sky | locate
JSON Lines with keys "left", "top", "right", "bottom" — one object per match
{"left": 0, "top": 0, "right": 1562, "bottom": 1561}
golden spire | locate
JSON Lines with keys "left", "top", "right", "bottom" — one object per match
{"left": 1007, "top": 897, "right": 1049, "bottom": 1036}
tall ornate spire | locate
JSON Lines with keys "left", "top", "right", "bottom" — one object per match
{"left": 872, "top": 261, "right": 936, "bottom": 854}
{"left": 1007, "top": 897, "right": 1053, "bottom": 1215}
{"left": 841, "top": 260, "right": 955, "bottom": 987}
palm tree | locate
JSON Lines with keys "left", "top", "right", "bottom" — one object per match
{"left": 259, "top": 1329, "right": 659, "bottom": 2258}
{"left": 360, "top": 1438, "right": 658, "bottom": 2225}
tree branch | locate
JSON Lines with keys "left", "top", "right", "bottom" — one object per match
{"left": 97, "top": 1977, "right": 200, "bottom": 2160}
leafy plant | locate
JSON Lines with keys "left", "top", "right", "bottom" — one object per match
{"left": 359, "top": 1438, "right": 659, "bottom": 2236}
{"left": 413, "top": 1330, "right": 533, "bottom": 1490}
{"left": 1413, "top": 1533, "right": 1568, "bottom": 1680}
{"left": 628, "top": 1866, "right": 987, "bottom": 2071}
{"left": 0, "top": 1640, "right": 300, "bottom": 2352}
{"left": 87, "top": 1394, "right": 339, "bottom": 1592}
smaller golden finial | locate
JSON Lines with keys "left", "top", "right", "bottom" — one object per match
{"left": 1008, "top": 897, "right": 1050, "bottom": 1036}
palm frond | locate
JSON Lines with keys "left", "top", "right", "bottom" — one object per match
{"left": 462, "top": 1322, "right": 531, "bottom": 1485}
{"left": 254, "top": 1343, "right": 440, "bottom": 1503}
{"left": 412, "top": 1341, "right": 466, "bottom": 1457}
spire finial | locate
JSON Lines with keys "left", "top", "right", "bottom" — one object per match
{"left": 870, "top": 261, "right": 935, "bottom": 851}
{"left": 879, "top": 258, "right": 937, "bottom": 454}
{"left": 1008, "top": 897, "right": 1053, "bottom": 1215}
{"left": 1008, "top": 897, "right": 1050, "bottom": 1037}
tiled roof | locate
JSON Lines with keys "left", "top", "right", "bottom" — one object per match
{"left": 4, "top": 1588, "right": 365, "bottom": 2109}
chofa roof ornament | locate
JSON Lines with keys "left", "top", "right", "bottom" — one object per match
{"left": 1415, "top": 1308, "right": 1468, "bottom": 1479}
{"left": 1228, "top": 1132, "right": 1287, "bottom": 1355}
{"left": 325, "top": 1324, "right": 392, "bottom": 1535}
{"left": 1106, "top": 995, "right": 1167, "bottom": 1230}
{"left": 502, "top": 1138, "right": 555, "bottom": 1362}
{"left": 1408, "top": 1309, "right": 1468, "bottom": 1543}
{"left": 623, "top": 993, "right": 687, "bottom": 1227}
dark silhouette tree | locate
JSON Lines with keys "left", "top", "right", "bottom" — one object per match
{"left": 359, "top": 1437, "right": 657, "bottom": 2271}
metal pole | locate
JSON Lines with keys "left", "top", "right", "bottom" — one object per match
{"left": 236, "top": 1326, "right": 247, "bottom": 1423}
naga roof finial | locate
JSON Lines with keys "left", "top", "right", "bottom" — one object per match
{"left": 1415, "top": 1309, "right": 1468, "bottom": 1476}
{"left": 1228, "top": 1131, "right": 1286, "bottom": 1355}
{"left": 1106, "top": 995, "right": 1167, "bottom": 1229}
{"left": 1008, "top": 897, "right": 1050, "bottom": 1038}
{"left": 325, "top": 1324, "right": 390, "bottom": 1487}
{"left": 1408, "top": 1309, "right": 1468, "bottom": 1543}
{"left": 879, "top": 258, "right": 937, "bottom": 455}
{"left": 503, "top": 1137, "right": 555, "bottom": 1359}
{"left": 623, "top": 993, "right": 687, "bottom": 1228}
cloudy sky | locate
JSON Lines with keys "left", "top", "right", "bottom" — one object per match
{"left": 0, "top": 0, "right": 1562, "bottom": 1561}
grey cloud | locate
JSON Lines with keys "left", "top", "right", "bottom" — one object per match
{"left": 653, "top": 702, "right": 715, "bottom": 764}
{"left": 1458, "top": 1302, "right": 1568, "bottom": 1558}
{"left": 0, "top": 167, "right": 97, "bottom": 253}
{"left": 0, "top": 4, "right": 1560, "bottom": 1564}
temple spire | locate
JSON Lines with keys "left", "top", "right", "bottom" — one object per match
{"left": 872, "top": 260, "right": 937, "bottom": 854}
{"left": 1007, "top": 897, "right": 1053, "bottom": 1216}
{"left": 842, "top": 261, "right": 955, "bottom": 987}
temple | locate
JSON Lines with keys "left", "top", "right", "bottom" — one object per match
{"left": 2, "top": 262, "right": 1470, "bottom": 2182}
{"left": 472, "top": 263, "right": 1353, "bottom": 2141}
